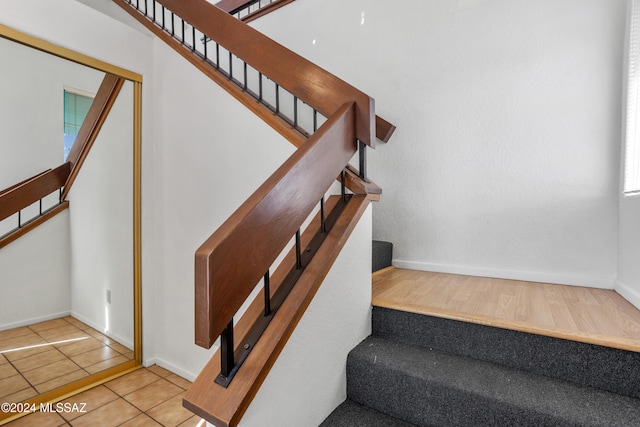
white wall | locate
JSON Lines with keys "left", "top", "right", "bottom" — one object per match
{"left": 252, "top": 0, "right": 627, "bottom": 289}
{"left": 617, "top": 0, "right": 640, "bottom": 309}
{"left": 68, "top": 81, "right": 135, "bottom": 348}
{"left": 146, "top": 37, "right": 297, "bottom": 377}
{"left": 0, "top": 213, "right": 71, "bottom": 330}
{"left": 0, "top": 35, "right": 104, "bottom": 188}
{"left": 0, "top": 28, "right": 105, "bottom": 330}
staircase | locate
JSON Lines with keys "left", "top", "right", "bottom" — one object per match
{"left": 322, "top": 306, "right": 640, "bottom": 426}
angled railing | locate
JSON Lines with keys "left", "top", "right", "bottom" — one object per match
{"left": 0, "top": 164, "right": 71, "bottom": 249}
{"left": 113, "top": 0, "right": 384, "bottom": 425}
{"left": 113, "top": 0, "right": 394, "bottom": 145}
{"left": 62, "top": 73, "right": 125, "bottom": 200}
{"left": 0, "top": 73, "right": 125, "bottom": 249}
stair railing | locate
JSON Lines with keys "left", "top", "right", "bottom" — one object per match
{"left": 195, "top": 102, "right": 359, "bottom": 386}
{"left": 0, "top": 163, "right": 71, "bottom": 249}
{"left": 116, "top": 0, "right": 375, "bottom": 146}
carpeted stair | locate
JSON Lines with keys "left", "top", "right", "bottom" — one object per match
{"left": 372, "top": 240, "right": 393, "bottom": 272}
{"left": 321, "top": 307, "right": 640, "bottom": 426}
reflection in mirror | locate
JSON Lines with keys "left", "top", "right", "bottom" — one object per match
{"left": 0, "top": 28, "right": 140, "bottom": 416}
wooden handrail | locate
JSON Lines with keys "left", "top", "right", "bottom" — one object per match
{"left": 214, "top": 0, "right": 397, "bottom": 143}
{"left": 185, "top": 194, "right": 371, "bottom": 427}
{"left": 0, "top": 169, "right": 51, "bottom": 198}
{"left": 146, "top": 0, "right": 375, "bottom": 147}
{"left": 0, "top": 163, "right": 70, "bottom": 222}
{"left": 62, "top": 73, "right": 125, "bottom": 200}
{"left": 195, "top": 102, "right": 356, "bottom": 348}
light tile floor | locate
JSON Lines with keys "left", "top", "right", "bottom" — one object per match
{"left": 3, "top": 365, "right": 204, "bottom": 427}
{"left": 0, "top": 317, "right": 134, "bottom": 402}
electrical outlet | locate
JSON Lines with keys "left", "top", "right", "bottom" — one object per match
{"left": 106, "top": 289, "right": 111, "bottom": 304}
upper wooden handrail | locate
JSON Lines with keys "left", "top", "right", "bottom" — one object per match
{"left": 152, "top": 0, "right": 375, "bottom": 147}
{"left": 0, "top": 163, "right": 70, "bottom": 222}
{"left": 0, "top": 169, "right": 51, "bottom": 198}
{"left": 195, "top": 102, "right": 356, "bottom": 348}
{"left": 62, "top": 73, "right": 125, "bottom": 200}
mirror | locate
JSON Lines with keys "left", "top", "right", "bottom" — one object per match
{"left": 0, "top": 25, "right": 141, "bottom": 421}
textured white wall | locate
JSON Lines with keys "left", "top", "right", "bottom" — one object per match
{"left": 0, "top": 29, "right": 105, "bottom": 330}
{"left": 253, "top": 0, "right": 626, "bottom": 289}
{"left": 146, "top": 37, "right": 297, "bottom": 377}
{"left": 617, "top": 0, "right": 640, "bottom": 310}
{"left": 68, "top": 81, "right": 135, "bottom": 348}
{"left": 0, "top": 213, "right": 71, "bottom": 330}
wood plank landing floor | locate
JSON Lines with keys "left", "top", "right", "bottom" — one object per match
{"left": 372, "top": 268, "right": 640, "bottom": 353}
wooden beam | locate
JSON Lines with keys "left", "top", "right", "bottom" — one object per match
{"left": 62, "top": 73, "right": 125, "bottom": 200}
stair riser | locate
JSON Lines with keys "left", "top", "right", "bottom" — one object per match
{"left": 373, "top": 307, "right": 640, "bottom": 399}
{"left": 347, "top": 363, "right": 584, "bottom": 427}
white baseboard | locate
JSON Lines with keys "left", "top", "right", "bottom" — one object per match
{"left": 615, "top": 280, "right": 640, "bottom": 311}
{"left": 0, "top": 311, "right": 70, "bottom": 332}
{"left": 393, "top": 259, "right": 616, "bottom": 289}
{"left": 70, "top": 310, "right": 133, "bottom": 350}
{"left": 145, "top": 356, "right": 199, "bottom": 382}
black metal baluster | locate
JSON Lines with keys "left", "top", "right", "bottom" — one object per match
{"left": 192, "top": 26, "right": 196, "bottom": 51}
{"left": 341, "top": 170, "right": 347, "bottom": 201}
{"left": 229, "top": 51, "right": 233, "bottom": 79}
{"left": 17, "top": 211, "right": 21, "bottom": 228}
{"left": 143, "top": 0, "right": 147, "bottom": 16}
{"left": 181, "top": 19, "right": 186, "bottom": 43}
{"left": 219, "top": 319, "right": 235, "bottom": 379}
{"left": 243, "top": 62, "right": 248, "bottom": 90}
{"left": 313, "top": 109, "right": 318, "bottom": 132}
{"left": 293, "top": 96, "right": 298, "bottom": 128}
{"left": 216, "top": 43, "right": 220, "bottom": 68}
{"left": 275, "top": 84, "right": 280, "bottom": 114}
{"left": 320, "top": 197, "right": 326, "bottom": 233}
{"left": 152, "top": 0, "right": 156, "bottom": 21}
{"left": 264, "top": 271, "right": 271, "bottom": 316}
{"left": 161, "top": 6, "right": 165, "bottom": 30}
{"left": 171, "top": 13, "right": 175, "bottom": 36}
{"left": 258, "top": 72, "right": 263, "bottom": 101}
{"left": 295, "top": 230, "right": 302, "bottom": 269}
{"left": 203, "top": 35, "right": 208, "bottom": 60}
{"left": 39, "top": 199, "right": 42, "bottom": 216}
{"left": 358, "top": 140, "right": 367, "bottom": 182}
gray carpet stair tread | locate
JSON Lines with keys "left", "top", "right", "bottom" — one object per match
{"left": 320, "top": 399, "right": 417, "bottom": 427}
{"left": 347, "top": 336, "right": 640, "bottom": 427}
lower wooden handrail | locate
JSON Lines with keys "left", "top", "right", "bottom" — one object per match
{"left": 195, "top": 102, "right": 357, "bottom": 348}
{"left": 184, "top": 194, "right": 371, "bottom": 427}
{"left": 0, "top": 163, "right": 70, "bottom": 222}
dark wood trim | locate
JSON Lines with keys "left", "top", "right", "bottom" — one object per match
{"left": 0, "top": 163, "right": 70, "bottom": 222}
{"left": 62, "top": 73, "right": 125, "bottom": 200}
{"left": 0, "top": 202, "right": 69, "bottom": 250}
{"left": 116, "top": 0, "right": 375, "bottom": 147}
{"left": 194, "top": 103, "right": 356, "bottom": 348}
{"left": 376, "top": 115, "right": 396, "bottom": 143}
{"left": 184, "top": 195, "right": 371, "bottom": 427}
{"left": 0, "top": 170, "right": 51, "bottom": 198}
